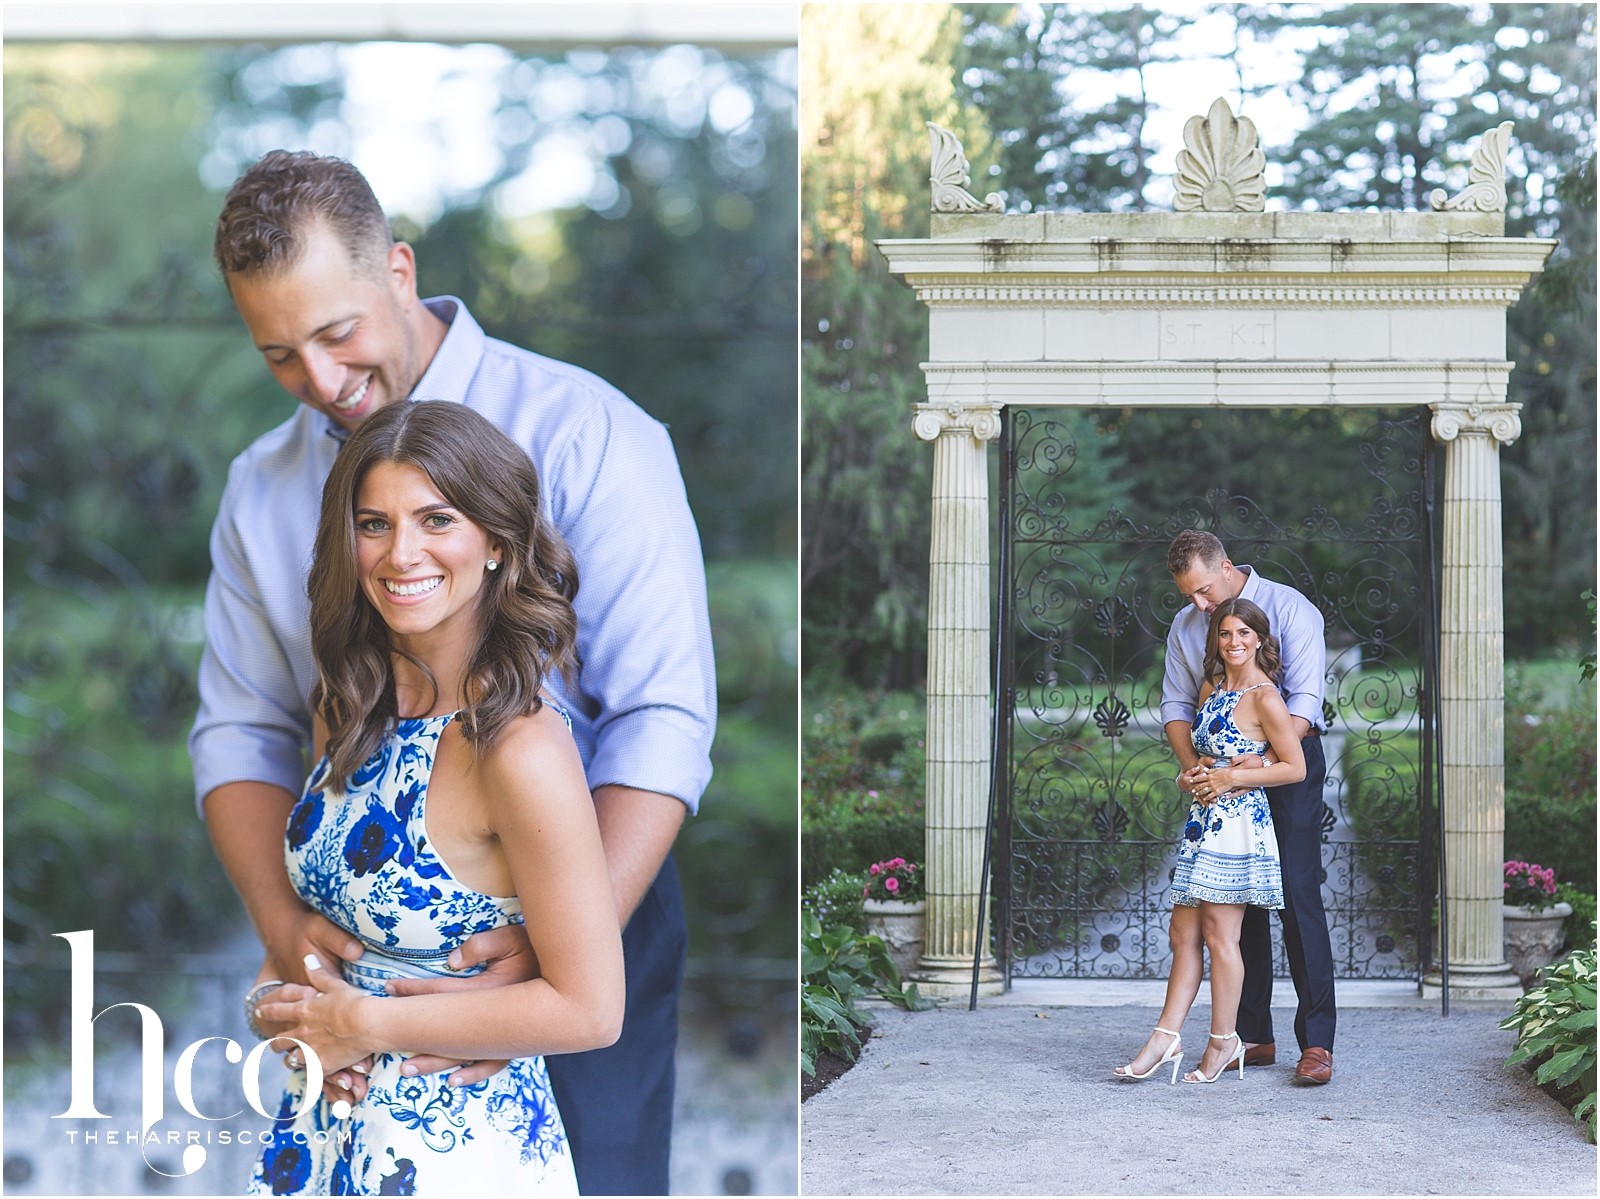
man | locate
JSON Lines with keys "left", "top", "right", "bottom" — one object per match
{"left": 1159, "top": 529, "right": 1336, "bottom": 1085}
{"left": 189, "top": 150, "right": 716, "bottom": 1193}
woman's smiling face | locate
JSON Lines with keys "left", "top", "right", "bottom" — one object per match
{"left": 353, "top": 460, "right": 499, "bottom": 653}
{"left": 1216, "top": 614, "right": 1260, "bottom": 668}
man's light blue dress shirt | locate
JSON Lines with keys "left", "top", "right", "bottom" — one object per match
{"left": 189, "top": 297, "right": 716, "bottom": 812}
{"left": 1160, "top": 564, "right": 1327, "bottom": 732}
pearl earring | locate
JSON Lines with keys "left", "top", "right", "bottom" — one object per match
{"left": 486, "top": 560, "right": 499, "bottom": 572}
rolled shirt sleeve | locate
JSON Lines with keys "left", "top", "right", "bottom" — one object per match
{"left": 542, "top": 400, "right": 717, "bottom": 810}
{"left": 188, "top": 455, "right": 319, "bottom": 811}
{"left": 1268, "top": 584, "right": 1328, "bottom": 730}
{"left": 1160, "top": 609, "right": 1207, "bottom": 728}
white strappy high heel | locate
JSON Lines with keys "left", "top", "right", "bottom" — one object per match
{"left": 1113, "top": 1026, "right": 1183, "bottom": 1084}
{"left": 1183, "top": 1030, "right": 1245, "bottom": 1083}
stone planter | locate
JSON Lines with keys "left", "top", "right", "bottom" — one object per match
{"left": 863, "top": 899, "right": 925, "bottom": 979}
{"left": 1503, "top": 901, "right": 1573, "bottom": 984}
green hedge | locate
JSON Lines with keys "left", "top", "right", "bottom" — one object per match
{"left": 1505, "top": 669, "right": 1597, "bottom": 898}
{"left": 802, "top": 690, "right": 926, "bottom": 887}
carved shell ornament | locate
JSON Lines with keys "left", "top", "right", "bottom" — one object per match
{"left": 1173, "top": 98, "right": 1266, "bottom": 212}
{"left": 927, "top": 122, "right": 1004, "bottom": 213}
{"left": 1429, "top": 121, "right": 1513, "bottom": 213}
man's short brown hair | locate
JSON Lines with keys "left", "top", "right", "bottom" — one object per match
{"left": 1167, "top": 529, "right": 1227, "bottom": 576}
{"left": 213, "top": 150, "right": 391, "bottom": 280}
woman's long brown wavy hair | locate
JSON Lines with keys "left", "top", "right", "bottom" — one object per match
{"left": 308, "top": 401, "right": 579, "bottom": 786}
{"left": 1201, "top": 597, "right": 1284, "bottom": 690}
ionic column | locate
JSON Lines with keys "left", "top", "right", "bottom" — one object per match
{"left": 1422, "top": 400, "right": 1524, "bottom": 1001}
{"left": 911, "top": 401, "right": 1004, "bottom": 998}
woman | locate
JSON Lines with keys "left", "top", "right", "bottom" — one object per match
{"left": 1114, "top": 597, "right": 1305, "bottom": 1085}
{"left": 246, "top": 401, "right": 624, "bottom": 1193}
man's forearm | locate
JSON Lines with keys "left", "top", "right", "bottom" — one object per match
{"left": 1164, "top": 720, "right": 1201, "bottom": 772}
{"left": 203, "top": 780, "right": 305, "bottom": 958}
{"left": 592, "top": 784, "right": 687, "bottom": 924}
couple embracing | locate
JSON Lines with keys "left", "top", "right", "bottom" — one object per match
{"left": 192, "top": 152, "right": 714, "bottom": 1194}
{"left": 1115, "top": 531, "right": 1337, "bottom": 1087}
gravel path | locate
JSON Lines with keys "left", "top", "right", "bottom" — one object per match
{"left": 801, "top": 1001, "right": 1595, "bottom": 1196}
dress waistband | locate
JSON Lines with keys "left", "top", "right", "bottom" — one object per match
{"left": 341, "top": 945, "right": 488, "bottom": 997}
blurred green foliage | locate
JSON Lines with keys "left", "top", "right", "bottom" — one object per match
{"left": 1504, "top": 662, "right": 1598, "bottom": 898}
{"left": 800, "top": 690, "right": 925, "bottom": 888}
{"left": 4, "top": 37, "right": 796, "bottom": 1042}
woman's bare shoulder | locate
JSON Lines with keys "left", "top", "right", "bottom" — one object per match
{"left": 1242, "top": 682, "right": 1291, "bottom": 720}
{"left": 473, "top": 703, "right": 586, "bottom": 809}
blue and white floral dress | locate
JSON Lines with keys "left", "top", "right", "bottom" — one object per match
{"left": 1171, "top": 684, "right": 1284, "bottom": 909}
{"left": 249, "top": 712, "right": 578, "bottom": 1196}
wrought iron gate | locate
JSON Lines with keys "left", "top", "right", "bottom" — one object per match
{"left": 995, "top": 407, "right": 1438, "bottom": 981}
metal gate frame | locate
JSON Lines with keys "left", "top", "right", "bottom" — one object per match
{"left": 991, "top": 406, "right": 1441, "bottom": 986}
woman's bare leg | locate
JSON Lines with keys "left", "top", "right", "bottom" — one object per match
{"left": 1192, "top": 901, "right": 1247, "bottom": 1077}
{"left": 1118, "top": 904, "right": 1204, "bottom": 1074}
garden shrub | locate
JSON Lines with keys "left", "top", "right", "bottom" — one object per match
{"left": 1500, "top": 940, "right": 1598, "bottom": 1143}
{"left": 803, "top": 867, "right": 867, "bottom": 935}
{"left": 800, "top": 910, "right": 931, "bottom": 1078}
{"left": 1504, "top": 672, "right": 1596, "bottom": 897}
{"left": 803, "top": 690, "right": 925, "bottom": 887}
{"left": 1557, "top": 884, "right": 1598, "bottom": 952}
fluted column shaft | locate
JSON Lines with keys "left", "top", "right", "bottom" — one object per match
{"left": 912, "top": 402, "right": 1004, "bottom": 997}
{"left": 1425, "top": 400, "right": 1524, "bottom": 998}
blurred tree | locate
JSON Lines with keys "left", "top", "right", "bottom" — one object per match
{"left": 957, "top": 2, "right": 1194, "bottom": 212}
{"left": 801, "top": 3, "right": 992, "bottom": 687}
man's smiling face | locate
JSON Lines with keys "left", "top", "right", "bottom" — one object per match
{"left": 227, "top": 222, "right": 423, "bottom": 432}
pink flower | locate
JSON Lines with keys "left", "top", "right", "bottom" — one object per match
{"left": 869, "top": 863, "right": 882, "bottom": 875}
{"left": 868, "top": 790, "right": 879, "bottom": 799}
{"left": 885, "top": 876, "right": 899, "bottom": 893}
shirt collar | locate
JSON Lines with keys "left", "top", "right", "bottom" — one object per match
{"left": 1234, "top": 563, "right": 1259, "bottom": 601}
{"left": 319, "top": 295, "right": 482, "bottom": 443}
{"left": 410, "top": 296, "right": 483, "bottom": 404}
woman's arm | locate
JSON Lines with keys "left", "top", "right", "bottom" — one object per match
{"left": 1203, "top": 689, "right": 1306, "bottom": 796}
{"left": 259, "top": 706, "right": 625, "bottom": 1069}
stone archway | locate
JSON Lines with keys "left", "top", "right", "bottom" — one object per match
{"left": 877, "top": 102, "right": 1555, "bottom": 1001}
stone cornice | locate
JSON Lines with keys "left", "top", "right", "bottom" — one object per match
{"left": 877, "top": 235, "right": 1557, "bottom": 279}
{"left": 1430, "top": 400, "right": 1522, "bottom": 445}
{"left": 916, "top": 360, "right": 1512, "bottom": 410}
{"left": 912, "top": 401, "right": 1004, "bottom": 442}
{"left": 924, "top": 209, "right": 1508, "bottom": 240}
{"left": 906, "top": 280, "right": 1527, "bottom": 308}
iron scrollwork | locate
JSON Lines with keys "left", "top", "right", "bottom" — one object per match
{"left": 999, "top": 407, "right": 1434, "bottom": 982}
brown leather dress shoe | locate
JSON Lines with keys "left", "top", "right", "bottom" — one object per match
{"left": 1242, "top": 1041, "right": 1276, "bottom": 1067}
{"left": 1294, "top": 1046, "right": 1333, "bottom": 1085}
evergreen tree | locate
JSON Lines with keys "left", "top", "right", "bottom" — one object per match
{"left": 801, "top": 4, "right": 990, "bottom": 686}
{"left": 957, "top": 3, "right": 1193, "bottom": 212}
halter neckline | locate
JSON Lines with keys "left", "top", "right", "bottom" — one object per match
{"left": 1219, "top": 681, "right": 1274, "bottom": 696}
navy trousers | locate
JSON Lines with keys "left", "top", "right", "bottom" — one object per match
{"left": 545, "top": 854, "right": 686, "bottom": 1196}
{"left": 1236, "top": 735, "right": 1336, "bottom": 1053}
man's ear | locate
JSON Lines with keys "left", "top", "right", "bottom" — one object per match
{"left": 386, "top": 241, "right": 419, "bottom": 304}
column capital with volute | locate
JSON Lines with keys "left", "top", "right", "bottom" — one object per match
{"left": 912, "top": 401, "right": 1004, "bottom": 443}
{"left": 1430, "top": 401, "right": 1522, "bottom": 446}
